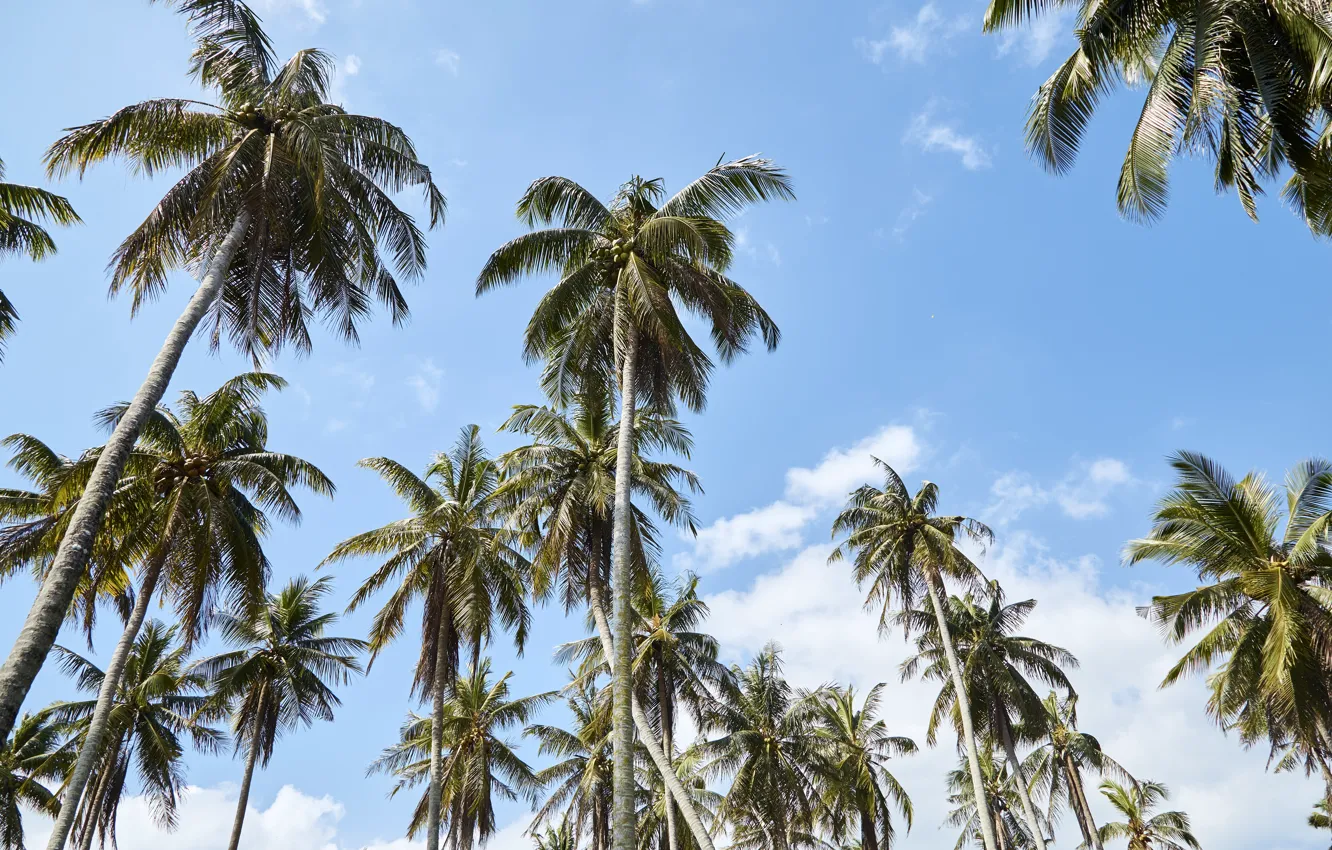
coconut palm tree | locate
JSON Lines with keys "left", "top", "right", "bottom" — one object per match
{"left": 698, "top": 643, "right": 821, "bottom": 850}
{"left": 496, "top": 390, "right": 710, "bottom": 849}
{"left": 1126, "top": 453, "right": 1332, "bottom": 804}
{"left": 527, "top": 675, "right": 615, "bottom": 850}
{"left": 44, "top": 373, "right": 332, "bottom": 850}
{"left": 46, "top": 621, "right": 222, "bottom": 850}
{"left": 191, "top": 575, "right": 365, "bottom": 850}
{"left": 946, "top": 746, "right": 1041, "bottom": 850}
{"left": 0, "top": 154, "right": 81, "bottom": 361}
{"left": 325, "top": 426, "right": 530, "bottom": 850}
{"left": 0, "top": 712, "right": 73, "bottom": 850}
{"left": 1093, "top": 781, "right": 1199, "bottom": 850}
{"left": 368, "top": 661, "right": 555, "bottom": 849}
{"left": 534, "top": 824, "right": 579, "bottom": 850}
{"left": 637, "top": 746, "right": 721, "bottom": 850}
{"left": 1310, "top": 800, "right": 1332, "bottom": 847}
{"left": 1024, "top": 692, "right": 1132, "bottom": 850}
{"left": 478, "top": 156, "right": 790, "bottom": 850}
{"left": 0, "top": 0, "right": 444, "bottom": 745}
{"left": 830, "top": 462, "right": 999, "bottom": 850}
{"left": 989, "top": 0, "right": 1332, "bottom": 231}
{"left": 810, "top": 684, "right": 916, "bottom": 850}
{"left": 899, "top": 585, "right": 1076, "bottom": 849}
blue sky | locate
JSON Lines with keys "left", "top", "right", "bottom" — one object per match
{"left": 3, "top": 1, "right": 1331, "bottom": 849}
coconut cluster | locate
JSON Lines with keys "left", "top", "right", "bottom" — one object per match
{"left": 233, "top": 101, "right": 299, "bottom": 130}
{"left": 591, "top": 236, "right": 637, "bottom": 266}
{"left": 152, "top": 455, "right": 211, "bottom": 496}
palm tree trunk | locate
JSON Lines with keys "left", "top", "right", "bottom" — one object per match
{"left": 426, "top": 619, "right": 453, "bottom": 850}
{"left": 860, "top": 810, "right": 878, "bottom": 850}
{"left": 610, "top": 327, "right": 639, "bottom": 850}
{"left": 993, "top": 811, "right": 1008, "bottom": 850}
{"left": 656, "top": 653, "right": 679, "bottom": 850}
{"left": 74, "top": 744, "right": 116, "bottom": 850}
{"left": 45, "top": 510, "right": 180, "bottom": 850}
{"left": 0, "top": 211, "right": 252, "bottom": 746}
{"left": 997, "top": 714, "right": 1046, "bottom": 850}
{"left": 1066, "top": 757, "right": 1101, "bottom": 850}
{"left": 924, "top": 576, "right": 998, "bottom": 850}
{"left": 586, "top": 563, "right": 716, "bottom": 850}
{"left": 226, "top": 713, "right": 264, "bottom": 850}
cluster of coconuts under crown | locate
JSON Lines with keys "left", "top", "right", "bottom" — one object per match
{"left": 232, "top": 100, "right": 300, "bottom": 132}
{"left": 591, "top": 236, "right": 637, "bottom": 267}
{"left": 153, "top": 454, "right": 212, "bottom": 497}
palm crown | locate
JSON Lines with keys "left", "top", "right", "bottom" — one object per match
{"left": 0, "top": 712, "right": 74, "bottom": 850}
{"left": 43, "top": 0, "right": 445, "bottom": 359}
{"left": 1094, "top": 781, "right": 1200, "bottom": 850}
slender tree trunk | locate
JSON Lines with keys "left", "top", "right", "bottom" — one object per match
{"left": 656, "top": 654, "right": 679, "bottom": 850}
{"left": 46, "top": 513, "right": 180, "bottom": 850}
{"left": 860, "top": 810, "right": 878, "bottom": 850}
{"left": 587, "top": 565, "right": 715, "bottom": 850}
{"left": 925, "top": 576, "right": 998, "bottom": 850}
{"left": 426, "top": 619, "right": 453, "bottom": 850}
{"left": 0, "top": 211, "right": 252, "bottom": 746}
{"left": 997, "top": 714, "right": 1046, "bottom": 849}
{"left": 609, "top": 327, "right": 639, "bottom": 850}
{"left": 226, "top": 712, "right": 264, "bottom": 850}
{"left": 993, "top": 812, "right": 1008, "bottom": 850}
{"left": 74, "top": 742, "right": 117, "bottom": 850}
{"left": 1066, "top": 757, "right": 1101, "bottom": 850}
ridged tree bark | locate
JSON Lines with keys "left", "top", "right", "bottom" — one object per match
{"left": 45, "top": 501, "right": 184, "bottom": 850}
{"left": 996, "top": 713, "right": 1046, "bottom": 850}
{"left": 1065, "top": 756, "right": 1101, "bottom": 850}
{"left": 657, "top": 654, "right": 679, "bottom": 850}
{"left": 0, "top": 212, "right": 252, "bottom": 746}
{"left": 925, "top": 576, "right": 998, "bottom": 850}
{"left": 610, "top": 327, "right": 639, "bottom": 850}
{"left": 226, "top": 710, "right": 265, "bottom": 850}
{"left": 425, "top": 614, "right": 452, "bottom": 850}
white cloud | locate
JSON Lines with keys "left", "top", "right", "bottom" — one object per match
{"left": 905, "top": 107, "right": 992, "bottom": 170}
{"left": 683, "top": 501, "right": 817, "bottom": 572}
{"left": 892, "top": 188, "right": 934, "bottom": 241}
{"left": 252, "top": 0, "right": 327, "bottom": 24}
{"left": 434, "top": 49, "right": 461, "bottom": 76}
{"left": 857, "top": 5, "right": 970, "bottom": 65}
{"left": 766, "top": 243, "right": 782, "bottom": 266}
{"left": 343, "top": 55, "right": 361, "bottom": 76}
{"left": 785, "top": 425, "right": 922, "bottom": 507}
{"left": 406, "top": 358, "right": 444, "bottom": 413}
{"left": 995, "top": 9, "right": 1071, "bottom": 66}
{"left": 705, "top": 533, "right": 1322, "bottom": 850}
{"left": 986, "top": 458, "right": 1136, "bottom": 525}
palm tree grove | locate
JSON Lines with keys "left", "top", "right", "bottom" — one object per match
{"left": 5, "top": 1, "right": 1332, "bottom": 849}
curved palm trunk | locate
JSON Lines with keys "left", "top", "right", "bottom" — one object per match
{"left": 74, "top": 738, "right": 119, "bottom": 850}
{"left": 226, "top": 712, "right": 265, "bottom": 850}
{"left": 0, "top": 212, "right": 252, "bottom": 746}
{"left": 587, "top": 562, "right": 716, "bottom": 850}
{"left": 610, "top": 329, "right": 639, "bottom": 850}
{"left": 996, "top": 714, "right": 1046, "bottom": 850}
{"left": 656, "top": 653, "right": 679, "bottom": 850}
{"left": 45, "top": 510, "right": 180, "bottom": 850}
{"left": 1065, "top": 757, "right": 1101, "bottom": 850}
{"left": 426, "top": 618, "right": 453, "bottom": 850}
{"left": 925, "top": 576, "right": 998, "bottom": 850}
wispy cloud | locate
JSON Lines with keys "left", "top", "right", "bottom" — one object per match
{"left": 892, "top": 188, "right": 934, "bottom": 240}
{"left": 985, "top": 457, "right": 1136, "bottom": 525}
{"left": 904, "top": 106, "right": 992, "bottom": 170}
{"left": 856, "top": 4, "right": 970, "bottom": 64}
{"left": 253, "top": 0, "right": 327, "bottom": 24}
{"left": 406, "top": 358, "right": 444, "bottom": 413}
{"left": 995, "top": 9, "right": 1071, "bottom": 66}
{"left": 343, "top": 55, "right": 361, "bottom": 76}
{"left": 434, "top": 49, "right": 461, "bottom": 76}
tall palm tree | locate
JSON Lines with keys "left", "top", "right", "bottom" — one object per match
{"left": 0, "top": 713, "right": 73, "bottom": 850}
{"left": 946, "top": 746, "right": 1040, "bottom": 850}
{"left": 192, "top": 575, "right": 365, "bottom": 850}
{"left": 810, "top": 684, "right": 916, "bottom": 850}
{"left": 325, "top": 426, "right": 530, "bottom": 850}
{"left": 1093, "top": 781, "right": 1200, "bottom": 850}
{"left": 0, "top": 0, "right": 444, "bottom": 744}
{"left": 496, "top": 391, "right": 710, "bottom": 849}
{"left": 637, "top": 745, "right": 721, "bottom": 850}
{"left": 478, "top": 156, "right": 790, "bottom": 850}
{"left": 527, "top": 675, "right": 615, "bottom": 850}
{"left": 899, "top": 585, "right": 1076, "bottom": 849}
{"left": 988, "top": 0, "right": 1332, "bottom": 231}
{"left": 47, "top": 621, "right": 222, "bottom": 850}
{"left": 368, "top": 661, "right": 554, "bottom": 849}
{"left": 698, "top": 643, "right": 821, "bottom": 850}
{"left": 830, "top": 462, "right": 999, "bottom": 850}
{"left": 44, "top": 373, "right": 332, "bottom": 850}
{"left": 1126, "top": 453, "right": 1332, "bottom": 804}
{"left": 534, "top": 823, "right": 579, "bottom": 850}
{"left": 0, "top": 154, "right": 81, "bottom": 361}
{"left": 1024, "top": 692, "right": 1131, "bottom": 850}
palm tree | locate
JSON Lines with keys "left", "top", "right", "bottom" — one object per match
{"left": 830, "top": 462, "right": 999, "bottom": 850}
{"left": 1310, "top": 800, "right": 1331, "bottom": 847}
{"left": 946, "top": 746, "right": 1040, "bottom": 850}
{"left": 988, "top": 0, "right": 1332, "bottom": 231}
{"left": 44, "top": 373, "right": 332, "bottom": 850}
{"left": 527, "top": 675, "right": 615, "bottom": 850}
{"left": 1094, "top": 781, "right": 1199, "bottom": 850}
{"left": 899, "top": 585, "right": 1076, "bottom": 849}
{"left": 698, "top": 643, "right": 820, "bottom": 850}
{"left": 325, "top": 426, "right": 530, "bottom": 850}
{"left": 1126, "top": 453, "right": 1332, "bottom": 804}
{"left": 1024, "top": 692, "right": 1131, "bottom": 850}
{"left": 0, "top": 713, "right": 73, "bottom": 850}
{"left": 637, "top": 745, "right": 721, "bottom": 850}
{"left": 46, "top": 621, "right": 222, "bottom": 850}
{"left": 534, "top": 823, "right": 579, "bottom": 850}
{"left": 496, "top": 391, "right": 710, "bottom": 849}
{"left": 810, "top": 684, "right": 916, "bottom": 850}
{"left": 0, "top": 0, "right": 444, "bottom": 745}
{"left": 0, "top": 154, "right": 81, "bottom": 361}
{"left": 368, "top": 661, "right": 554, "bottom": 849}
{"left": 478, "top": 156, "right": 790, "bottom": 850}
{"left": 192, "top": 575, "right": 365, "bottom": 850}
